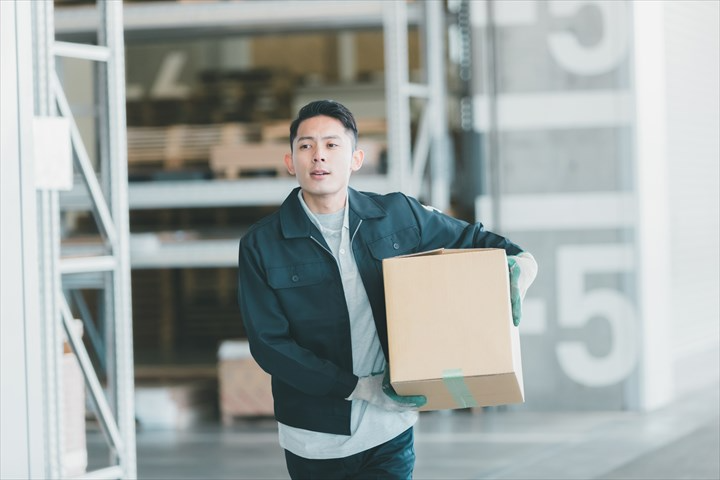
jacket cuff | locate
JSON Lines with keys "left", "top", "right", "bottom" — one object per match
{"left": 331, "top": 373, "right": 359, "bottom": 399}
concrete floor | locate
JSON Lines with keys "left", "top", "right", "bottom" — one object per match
{"left": 88, "top": 383, "right": 719, "bottom": 479}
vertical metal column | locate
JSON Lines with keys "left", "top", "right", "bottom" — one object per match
{"left": 383, "top": 0, "right": 412, "bottom": 194}
{"left": 483, "top": 0, "right": 502, "bottom": 232}
{"left": 32, "top": 2, "right": 64, "bottom": 477}
{"left": 425, "top": 0, "right": 452, "bottom": 211}
{"left": 99, "top": 2, "right": 137, "bottom": 476}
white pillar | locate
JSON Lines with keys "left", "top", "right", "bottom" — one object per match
{"left": 632, "top": 0, "right": 673, "bottom": 411}
{"left": 0, "top": 1, "right": 46, "bottom": 477}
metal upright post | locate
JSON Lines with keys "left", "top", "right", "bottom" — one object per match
{"left": 32, "top": 2, "right": 64, "bottom": 477}
{"left": 425, "top": 0, "right": 452, "bottom": 212}
{"left": 99, "top": 2, "right": 137, "bottom": 476}
{"left": 483, "top": 0, "right": 502, "bottom": 232}
{"left": 383, "top": 0, "right": 413, "bottom": 194}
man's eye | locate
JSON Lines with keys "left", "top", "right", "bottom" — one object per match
{"left": 327, "top": 143, "right": 338, "bottom": 148}
{"left": 299, "top": 144, "right": 311, "bottom": 150}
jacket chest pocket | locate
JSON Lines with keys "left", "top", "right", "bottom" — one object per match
{"left": 368, "top": 226, "right": 420, "bottom": 261}
{"left": 267, "top": 262, "right": 329, "bottom": 289}
{"left": 267, "top": 261, "right": 336, "bottom": 322}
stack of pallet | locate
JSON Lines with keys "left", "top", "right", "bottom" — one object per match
{"left": 127, "top": 122, "right": 261, "bottom": 175}
{"left": 209, "top": 142, "right": 290, "bottom": 179}
{"left": 251, "top": 117, "right": 387, "bottom": 175}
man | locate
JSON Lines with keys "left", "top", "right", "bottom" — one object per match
{"left": 238, "top": 100, "right": 537, "bottom": 479}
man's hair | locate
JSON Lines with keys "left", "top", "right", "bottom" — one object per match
{"left": 289, "top": 100, "right": 358, "bottom": 151}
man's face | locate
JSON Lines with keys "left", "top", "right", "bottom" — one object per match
{"left": 284, "top": 115, "right": 363, "bottom": 214}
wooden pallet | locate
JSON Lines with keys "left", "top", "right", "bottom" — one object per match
{"left": 127, "top": 123, "right": 260, "bottom": 169}
{"left": 210, "top": 142, "right": 290, "bottom": 179}
{"left": 261, "top": 117, "right": 387, "bottom": 142}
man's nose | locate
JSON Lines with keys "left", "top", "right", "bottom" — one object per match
{"left": 313, "top": 147, "right": 326, "bottom": 162}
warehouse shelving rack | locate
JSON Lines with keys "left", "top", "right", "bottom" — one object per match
{"left": 55, "top": 0, "right": 452, "bottom": 269}
{"left": 30, "top": 1, "right": 452, "bottom": 475}
{"left": 35, "top": 1, "right": 136, "bottom": 478}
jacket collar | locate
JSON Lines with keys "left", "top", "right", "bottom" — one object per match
{"left": 280, "top": 186, "right": 386, "bottom": 239}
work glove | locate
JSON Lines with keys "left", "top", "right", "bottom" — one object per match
{"left": 507, "top": 252, "right": 538, "bottom": 327}
{"left": 347, "top": 368, "right": 427, "bottom": 412}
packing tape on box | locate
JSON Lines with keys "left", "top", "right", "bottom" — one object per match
{"left": 442, "top": 368, "right": 479, "bottom": 408}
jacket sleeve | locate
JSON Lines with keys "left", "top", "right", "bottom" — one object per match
{"left": 403, "top": 195, "right": 524, "bottom": 255}
{"left": 238, "top": 238, "right": 358, "bottom": 399}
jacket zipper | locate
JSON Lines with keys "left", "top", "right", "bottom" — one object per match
{"left": 350, "top": 219, "right": 363, "bottom": 246}
{"left": 310, "top": 218, "right": 363, "bottom": 278}
{"left": 310, "top": 235, "right": 334, "bottom": 258}
{"left": 311, "top": 219, "right": 363, "bottom": 257}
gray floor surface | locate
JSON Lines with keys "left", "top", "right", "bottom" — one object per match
{"left": 87, "top": 383, "right": 719, "bottom": 479}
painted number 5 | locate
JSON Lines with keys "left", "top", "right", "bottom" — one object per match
{"left": 556, "top": 244, "right": 638, "bottom": 387}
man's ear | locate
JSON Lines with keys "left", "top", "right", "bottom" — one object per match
{"left": 350, "top": 148, "right": 364, "bottom": 173}
{"left": 284, "top": 153, "right": 295, "bottom": 175}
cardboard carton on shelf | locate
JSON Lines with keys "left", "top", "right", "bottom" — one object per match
{"left": 134, "top": 379, "right": 217, "bottom": 430}
{"left": 217, "top": 339, "right": 274, "bottom": 424}
{"left": 62, "top": 319, "right": 87, "bottom": 478}
{"left": 383, "top": 248, "right": 524, "bottom": 411}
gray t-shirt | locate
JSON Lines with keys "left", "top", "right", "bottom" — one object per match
{"left": 277, "top": 191, "right": 417, "bottom": 459}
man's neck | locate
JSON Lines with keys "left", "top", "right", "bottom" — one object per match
{"left": 300, "top": 189, "right": 348, "bottom": 214}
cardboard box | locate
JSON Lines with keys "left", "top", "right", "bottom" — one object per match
{"left": 217, "top": 340, "right": 274, "bottom": 424}
{"left": 383, "top": 248, "right": 524, "bottom": 411}
{"left": 61, "top": 319, "right": 87, "bottom": 477}
{"left": 62, "top": 352, "right": 87, "bottom": 477}
{"left": 135, "top": 380, "right": 217, "bottom": 430}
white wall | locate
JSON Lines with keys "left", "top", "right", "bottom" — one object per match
{"left": 633, "top": 0, "right": 720, "bottom": 410}
{"left": 663, "top": 0, "right": 720, "bottom": 396}
{"left": 0, "top": 1, "right": 46, "bottom": 477}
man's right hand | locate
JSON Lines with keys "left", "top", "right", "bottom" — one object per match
{"left": 347, "top": 369, "right": 426, "bottom": 412}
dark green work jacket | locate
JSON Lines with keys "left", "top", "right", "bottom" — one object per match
{"left": 237, "top": 187, "right": 523, "bottom": 435}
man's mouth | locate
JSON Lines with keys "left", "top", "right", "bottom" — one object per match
{"left": 311, "top": 170, "right": 330, "bottom": 177}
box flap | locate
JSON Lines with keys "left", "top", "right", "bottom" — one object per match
{"left": 393, "top": 248, "right": 445, "bottom": 259}
{"left": 390, "top": 247, "right": 502, "bottom": 260}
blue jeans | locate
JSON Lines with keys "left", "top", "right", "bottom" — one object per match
{"left": 284, "top": 427, "right": 416, "bottom": 479}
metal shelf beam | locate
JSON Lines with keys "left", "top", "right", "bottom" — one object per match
{"left": 55, "top": 0, "right": 420, "bottom": 41}
{"left": 60, "top": 256, "right": 117, "bottom": 274}
{"left": 53, "top": 41, "right": 110, "bottom": 61}
{"left": 131, "top": 237, "right": 239, "bottom": 269}
{"left": 61, "top": 175, "right": 394, "bottom": 210}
